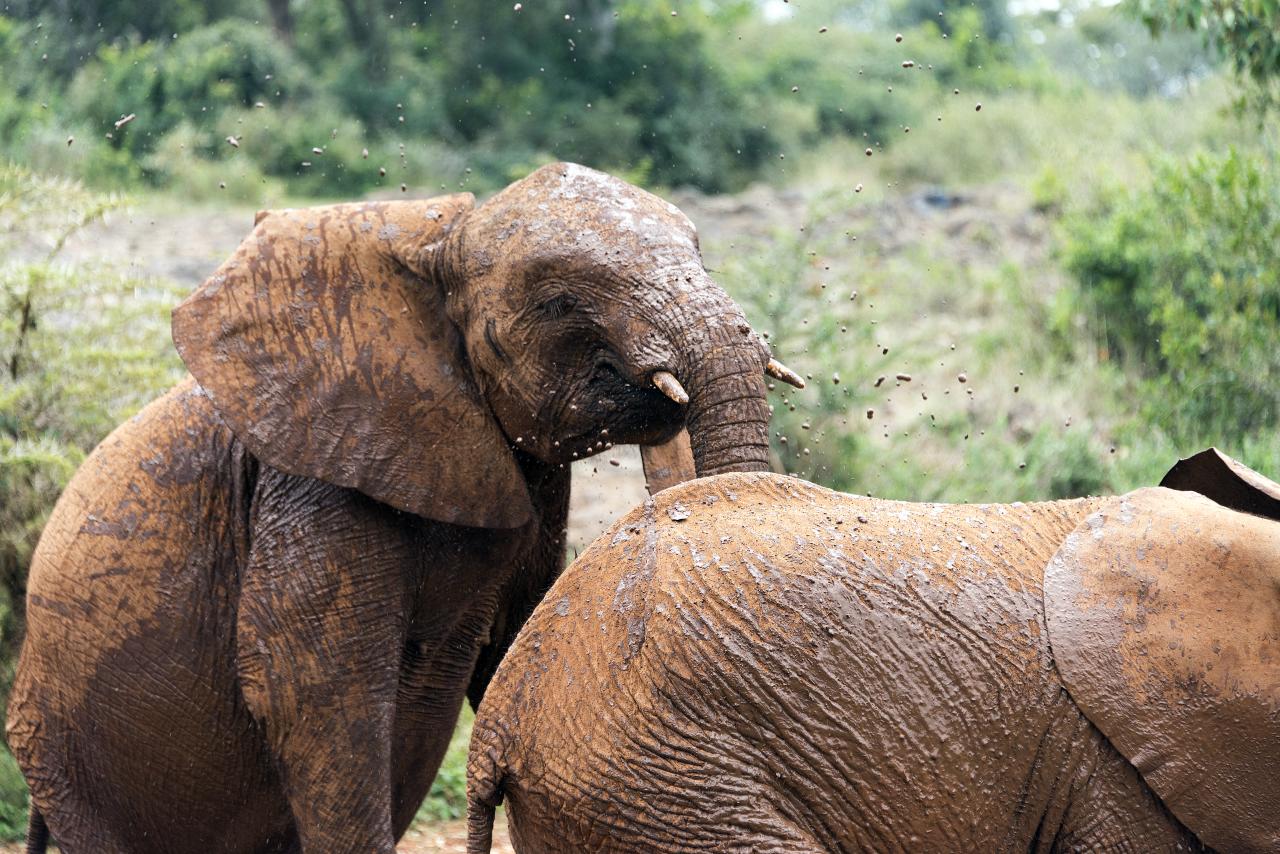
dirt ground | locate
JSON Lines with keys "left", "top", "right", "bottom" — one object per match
{"left": 0, "top": 814, "right": 513, "bottom": 853}
{"left": 399, "top": 814, "right": 513, "bottom": 854}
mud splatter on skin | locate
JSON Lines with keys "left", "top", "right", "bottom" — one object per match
{"left": 8, "top": 163, "right": 778, "bottom": 853}
{"left": 470, "top": 468, "right": 1278, "bottom": 853}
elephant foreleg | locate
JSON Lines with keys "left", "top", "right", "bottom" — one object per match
{"left": 1054, "top": 732, "right": 1205, "bottom": 853}
{"left": 237, "top": 473, "right": 412, "bottom": 854}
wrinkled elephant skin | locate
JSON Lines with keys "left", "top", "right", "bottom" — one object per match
{"left": 468, "top": 463, "right": 1279, "bottom": 853}
{"left": 6, "top": 163, "right": 780, "bottom": 854}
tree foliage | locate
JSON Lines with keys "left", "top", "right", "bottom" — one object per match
{"left": 0, "top": 0, "right": 1022, "bottom": 196}
{"left": 1063, "top": 149, "right": 1280, "bottom": 440}
{"left": 1132, "top": 0, "right": 1280, "bottom": 110}
{"left": 0, "top": 165, "right": 185, "bottom": 709}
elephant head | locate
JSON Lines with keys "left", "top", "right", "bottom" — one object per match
{"left": 172, "top": 162, "right": 797, "bottom": 528}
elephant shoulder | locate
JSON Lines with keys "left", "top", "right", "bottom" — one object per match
{"left": 1044, "top": 486, "right": 1280, "bottom": 853}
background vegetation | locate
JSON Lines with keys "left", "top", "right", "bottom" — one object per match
{"left": 1, "top": 0, "right": 1277, "bottom": 841}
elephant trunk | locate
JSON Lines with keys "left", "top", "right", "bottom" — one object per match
{"left": 668, "top": 285, "right": 774, "bottom": 477}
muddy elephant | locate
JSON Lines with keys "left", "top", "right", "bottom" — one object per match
{"left": 6, "top": 163, "right": 803, "bottom": 854}
{"left": 468, "top": 448, "right": 1280, "bottom": 853}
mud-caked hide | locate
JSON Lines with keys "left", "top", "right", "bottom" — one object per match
{"left": 172, "top": 197, "right": 532, "bottom": 529}
{"left": 1045, "top": 459, "right": 1280, "bottom": 853}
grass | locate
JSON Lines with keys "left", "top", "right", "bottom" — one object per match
{"left": 416, "top": 706, "right": 473, "bottom": 824}
{"left": 715, "top": 75, "right": 1278, "bottom": 507}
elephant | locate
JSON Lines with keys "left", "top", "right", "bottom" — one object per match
{"left": 5, "top": 162, "right": 803, "bottom": 854}
{"left": 467, "top": 448, "right": 1280, "bottom": 853}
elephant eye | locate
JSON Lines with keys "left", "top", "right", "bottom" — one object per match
{"left": 538, "top": 293, "right": 579, "bottom": 320}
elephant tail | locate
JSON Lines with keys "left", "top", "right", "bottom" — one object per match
{"left": 466, "top": 794, "right": 497, "bottom": 854}
{"left": 466, "top": 728, "right": 508, "bottom": 854}
{"left": 24, "top": 806, "right": 48, "bottom": 854}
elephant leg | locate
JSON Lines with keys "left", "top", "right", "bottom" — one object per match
{"left": 237, "top": 473, "right": 414, "bottom": 854}
{"left": 23, "top": 798, "right": 132, "bottom": 854}
{"left": 1056, "top": 735, "right": 1205, "bottom": 853}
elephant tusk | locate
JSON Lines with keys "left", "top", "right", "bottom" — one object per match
{"left": 652, "top": 371, "right": 689, "bottom": 405}
{"left": 765, "top": 358, "right": 805, "bottom": 389}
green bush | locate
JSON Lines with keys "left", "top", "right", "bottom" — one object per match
{"left": 0, "top": 746, "right": 27, "bottom": 840}
{"left": 415, "top": 707, "right": 473, "bottom": 823}
{"left": 0, "top": 164, "right": 185, "bottom": 692}
{"left": 1062, "top": 149, "right": 1280, "bottom": 440}
{"left": 1130, "top": 0, "right": 1280, "bottom": 113}
{"left": 434, "top": 1, "right": 779, "bottom": 192}
{"left": 0, "top": 165, "right": 187, "bottom": 840}
{"left": 68, "top": 20, "right": 310, "bottom": 161}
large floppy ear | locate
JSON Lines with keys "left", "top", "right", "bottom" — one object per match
{"left": 172, "top": 197, "right": 533, "bottom": 529}
{"left": 1044, "top": 487, "right": 1280, "bottom": 853}
{"left": 1160, "top": 446, "right": 1280, "bottom": 521}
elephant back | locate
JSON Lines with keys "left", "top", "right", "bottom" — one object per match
{"left": 1044, "top": 486, "right": 1280, "bottom": 853}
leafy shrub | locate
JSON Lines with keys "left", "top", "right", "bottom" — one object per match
{"left": 415, "top": 707, "right": 473, "bottom": 823}
{"left": 433, "top": 1, "right": 779, "bottom": 192}
{"left": 68, "top": 20, "right": 310, "bottom": 160}
{"left": 1130, "top": 0, "right": 1280, "bottom": 112}
{"left": 0, "top": 746, "right": 26, "bottom": 841}
{"left": 0, "top": 164, "right": 185, "bottom": 694}
{"left": 1062, "top": 149, "right": 1280, "bottom": 440}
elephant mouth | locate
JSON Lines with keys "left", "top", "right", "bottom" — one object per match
{"left": 553, "top": 360, "right": 684, "bottom": 457}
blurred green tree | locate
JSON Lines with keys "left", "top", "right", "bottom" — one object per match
{"left": 1131, "top": 0, "right": 1280, "bottom": 111}
{"left": 1063, "top": 149, "right": 1280, "bottom": 440}
{"left": 431, "top": 0, "right": 774, "bottom": 190}
{"left": 893, "top": 0, "right": 1012, "bottom": 43}
{"left": 0, "top": 165, "right": 185, "bottom": 704}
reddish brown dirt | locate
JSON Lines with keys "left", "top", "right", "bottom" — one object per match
{"left": 0, "top": 814, "right": 513, "bottom": 853}
{"left": 398, "top": 814, "right": 514, "bottom": 853}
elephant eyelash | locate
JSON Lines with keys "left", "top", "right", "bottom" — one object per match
{"left": 537, "top": 293, "right": 579, "bottom": 320}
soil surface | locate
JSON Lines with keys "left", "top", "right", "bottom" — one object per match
{"left": 0, "top": 814, "right": 513, "bottom": 853}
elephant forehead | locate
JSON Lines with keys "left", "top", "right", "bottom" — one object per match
{"left": 484, "top": 163, "right": 700, "bottom": 266}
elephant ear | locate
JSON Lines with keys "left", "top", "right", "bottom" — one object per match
{"left": 172, "top": 197, "right": 533, "bottom": 529}
{"left": 1044, "top": 487, "right": 1280, "bottom": 854}
{"left": 1160, "top": 446, "right": 1280, "bottom": 521}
